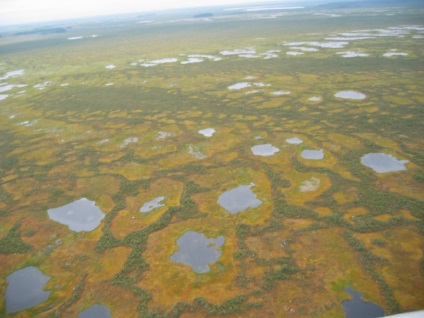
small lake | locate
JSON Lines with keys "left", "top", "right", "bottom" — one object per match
{"left": 218, "top": 184, "right": 262, "bottom": 214}
{"left": 228, "top": 82, "right": 252, "bottom": 90}
{"left": 334, "top": 90, "right": 366, "bottom": 99}
{"left": 361, "top": 153, "right": 408, "bottom": 173}
{"left": 301, "top": 149, "right": 324, "bottom": 160}
{"left": 47, "top": 198, "right": 105, "bottom": 232}
{"left": 342, "top": 286, "right": 385, "bottom": 318}
{"left": 170, "top": 231, "right": 225, "bottom": 273}
{"left": 251, "top": 144, "right": 279, "bottom": 156}
{"left": 78, "top": 304, "right": 111, "bottom": 318}
{"left": 140, "top": 196, "right": 165, "bottom": 213}
{"left": 271, "top": 91, "right": 291, "bottom": 95}
{"left": 5, "top": 266, "right": 51, "bottom": 314}
{"left": 198, "top": 128, "right": 216, "bottom": 137}
{"left": 286, "top": 137, "right": 303, "bottom": 144}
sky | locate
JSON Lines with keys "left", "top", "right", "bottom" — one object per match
{"left": 0, "top": 0, "right": 303, "bottom": 26}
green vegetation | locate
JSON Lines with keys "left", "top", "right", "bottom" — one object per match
{"left": 0, "top": 223, "right": 34, "bottom": 254}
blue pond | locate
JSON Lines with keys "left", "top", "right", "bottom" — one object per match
{"left": 78, "top": 304, "right": 111, "bottom": 318}
{"left": 5, "top": 266, "right": 51, "bottom": 314}
{"left": 343, "top": 286, "right": 385, "bottom": 318}
{"left": 170, "top": 231, "right": 225, "bottom": 274}
{"left": 217, "top": 184, "right": 262, "bottom": 214}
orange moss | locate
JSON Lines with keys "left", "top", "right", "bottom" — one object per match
{"left": 333, "top": 189, "right": 358, "bottom": 204}
{"left": 110, "top": 178, "right": 184, "bottom": 239}
{"left": 245, "top": 230, "right": 290, "bottom": 260}
{"left": 138, "top": 219, "right": 240, "bottom": 310}
{"left": 355, "top": 227, "right": 424, "bottom": 310}
{"left": 284, "top": 218, "right": 315, "bottom": 230}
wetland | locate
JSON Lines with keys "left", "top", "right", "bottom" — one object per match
{"left": 0, "top": 1, "right": 423, "bottom": 317}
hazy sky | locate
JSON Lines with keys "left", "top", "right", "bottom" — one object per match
{"left": 0, "top": 0, "right": 300, "bottom": 25}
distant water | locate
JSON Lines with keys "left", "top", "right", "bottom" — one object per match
{"left": 343, "top": 286, "right": 385, "bottom": 318}
{"left": 286, "top": 137, "right": 303, "bottom": 144}
{"left": 334, "top": 90, "right": 366, "bottom": 99}
{"left": 170, "top": 231, "right": 225, "bottom": 273}
{"left": 78, "top": 304, "right": 111, "bottom": 318}
{"left": 218, "top": 184, "right": 262, "bottom": 214}
{"left": 5, "top": 266, "right": 51, "bottom": 314}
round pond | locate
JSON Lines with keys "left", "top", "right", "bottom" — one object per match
{"left": 218, "top": 184, "right": 262, "bottom": 214}
{"left": 251, "top": 144, "right": 279, "bottom": 156}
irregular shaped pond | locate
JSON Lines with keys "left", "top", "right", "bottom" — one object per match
{"left": 218, "top": 184, "right": 262, "bottom": 214}
{"left": 286, "top": 137, "right": 303, "bottom": 144}
{"left": 342, "top": 286, "right": 385, "bottom": 318}
{"left": 301, "top": 149, "right": 324, "bottom": 160}
{"left": 334, "top": 90, "right": 366, "bottom": 99}
{"left": 170, "top": 231, "right": 225, "bottom": 273}
{"left": 78, "top": 304, "right": 111, "bottom": 318}
{"left": 251, "top": 144, "right": 279, "bottom": 156}
{"left": 198, "top": 128, "right": 215, "bottom": 137}
{"left": 361, "top": 153, "right": 409, "bottom": 173}
{"left": 47, "top": 198, "right": 105, "bottom": 232}
{"left": 140, "top": 196, "right": 165, "bottom": 213}
{"left": 5, "top": 266, "right": 51, "bottom": 314}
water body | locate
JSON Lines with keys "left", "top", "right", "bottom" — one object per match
{"left": 337, "top": 51, "right": 369, "bottom": 58}
{"left": 251, "top": 144, "right": 279, "bottom": 156}
{"left": 140, "top": 196, "right": 165, "bottom": 213}
{"left": 301, "top": 149, "right": 324, "bottom": 160}
{"left": 286, "top": 51, "right": 304, "bottom": 56}
{"left": 286, "top": 137, "right": 303, "bottom": 144}
{"left": 0, "top": 69, "right": 25, "bottom": 80}
{"left": 170, "top": 231, "right": 225, "bottom": 273}
{"left": 181, "top": 58, "right": 203, "bottom": 64}
{"left": 361, "top": 153, "right": 409, "bottom": 173}
{"left": 5, "top": 266, "right": 51, "bottom": 314}
{"left": 220, "top": 48, "right": 256, "bottom": 56}
{"left": 47, "top": 198, "right": 105, "bottom": 232}
{"left": 271, "top": 90, "right": 291, "bottom": 95}
{"left": 218, "top": 184, "right": 262, "bottom": 214}
{"left": 334, "top": 90, "right": 366, "bottom": 99}
{"left": 228, "top": 82, "right": 252, "bottom": 90}
{"left": 383, "top": 52, "right": 408, "bottom": 57}
{"left": 198, "top": 128, "right": 216, "bottom": 137}
{"left": 342, "top": 286, "right": 385, "bottom": 318}
{"left": 78, "top": 304, "right": 111, "bottom": 318}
